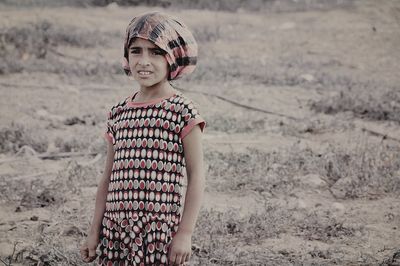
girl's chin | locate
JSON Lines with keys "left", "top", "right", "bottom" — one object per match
{"left": 137, "top": 80, "right": 163, "bottom": 89}
{"left": 134, "top": 76, "right": 169, "bottom": 88}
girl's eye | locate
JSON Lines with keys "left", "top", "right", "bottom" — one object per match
{"left": 130, "top": 49, "right": 140, "bottom": 54}
{"left": 153, "top": 49, "right": 166, "bottom": 55}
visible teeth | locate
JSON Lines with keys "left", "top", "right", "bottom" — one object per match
{"left": 139, "top": 71, "right": 151, "bottom": 75}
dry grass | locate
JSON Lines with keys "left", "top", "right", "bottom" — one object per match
{"left": 205, "top": 146, "right": 314, "bottom": 194}
{"left": 4, "top": 141, "right": 395, "bottom": 264}
{"left": 205, "top": 140, "right": 400, "bottom": 199}
{"left": 1, "top": 2, "right": 400, "bottom": 265}
{"left": 311, "top": 86, "right": 400, "bottom": 123}
{"left": 0, "top": 123, "right": 48, "bottom": 153}
{"left": 0, "top": 159, "right": 100, "bottom": 266}
{"left": 0, "top": 0, "right": 355, "bottom": 12}
{"left": 318, "top": 141, "right": 400, "bottom": 199}
{"left": 191, "top": 205, "right": 294, "bottom": 265}
{"left": 295, "top": 210, "right": 360, "bottom": 242}
{"left": 0, "top": 21, "right": 121, "bottom": 75}
{"left": 205, "top": 114, "right": 266, "bottom": 133}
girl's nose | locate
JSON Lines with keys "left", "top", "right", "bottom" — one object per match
{"left": 138, "top": 53, "right": 150, "bottom": 67}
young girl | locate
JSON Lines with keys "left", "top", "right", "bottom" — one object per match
{"left": 80, "top": 12, "right": 206, "bottom": 266}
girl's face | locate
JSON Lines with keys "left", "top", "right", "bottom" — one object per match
{"left": 128, "top": 38, "right": 170, "bottom": 90}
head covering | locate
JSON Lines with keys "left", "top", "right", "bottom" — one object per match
{"left": 123, "top": 12, "right": 198, "bottom": 80}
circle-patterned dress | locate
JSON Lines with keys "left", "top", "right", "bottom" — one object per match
{"left": 98, "top": 91, "right": 206, "bottom": 266}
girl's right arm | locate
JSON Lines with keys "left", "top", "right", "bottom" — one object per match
{"left": 80, "top": 141, "right": 114, "bottom": 263}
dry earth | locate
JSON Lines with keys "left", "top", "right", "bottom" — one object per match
{"left": 1, "top": 0, "right": 400, "bottom": 265}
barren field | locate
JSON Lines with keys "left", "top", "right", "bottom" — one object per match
{"left": 1, "top": 0, "right": 400, "bottom": 265}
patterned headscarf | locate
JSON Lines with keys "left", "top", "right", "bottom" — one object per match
{"left": 123, "top": 12, "right": 198, "bottom": 80}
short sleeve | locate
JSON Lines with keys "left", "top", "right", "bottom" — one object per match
{"left": 180, "top": 101, "right": 206, "bottom": 139}
{"left": 104, "top": 110, "right": 115, "bottom": 145}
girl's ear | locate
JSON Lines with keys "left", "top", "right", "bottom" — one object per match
{"left": 122, "top": 57, "right": 131, "bottom": 76}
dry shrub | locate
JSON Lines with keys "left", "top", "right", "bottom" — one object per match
{"left": 206, "top": 114, "right": 265, "bottom": 133}
{"left": 380, "top": 250, "right": 400, "bottom": 266}
{"left": 189, "top": 55, "right": 309, "bottom": 87}
{"left": 0, "top": 160, "right": 98, "bottom": 209}
{"left": 54, "top": 136, "right": 85, "bottom": 153}
{"left": 319, "top": 141, "right": 400, "bottom": 199}
{"left": 19, "top": 186, "right": 61, "bottom": 210}
{"left": 192, "top": 205, "right": 293, "bottom": 265}
{"left": 311, "top": 87, "right": 400, "bottom": 123}
{"left": 0, "top": 122, "right": 48, "bottom": 154}
{"left": 192, "top": 24, "right": 221, "bottom": 43}
{"left": 0, "top": 21, "right": 118, "bottom": 75}
{"left": 9, "top": 208, "right": 86, "bottom": 266}
{"left": 88, "top": 0, "right": 170, "bottom": 7}
{"left": 1, "top": 160, "right": 100, "bottom": 265}
{"left": 0, "top": 177, "right": 44, "bottom": 205}
{"left": 1, "top": 20, "right": 112, "bottom": 48}
{"left": 54, "top": 160, "right": 100, "bottom": 190}
{"left": 295, "top": 210, "right": 361, "bottom": 242}
{"left": 170, "top": 0, "right": 354, "bottom": 12}
{"left": 0, "top": 0, "right": 354, "bottom": 12}
{"left": 205, "top": 146, "right": 313, "bottom": 193}
{"left": 2, "top": 176, "right": 64, "bottom": 211}
{"left": 206, "top": 139, "right": 400, "bottom": 199}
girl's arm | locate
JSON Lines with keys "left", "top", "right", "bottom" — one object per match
{"left": 80, "top": 141, "right": 114, "bottom": 263}
{"left": 169, "top": 125, "right": 205, "bottom": 265}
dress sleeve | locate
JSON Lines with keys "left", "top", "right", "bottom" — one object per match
{"left": 104, "top": 110, "right": 115, "bottom": 145}
{"left": 180, "top": 101, "right": 206, "bottom": 139}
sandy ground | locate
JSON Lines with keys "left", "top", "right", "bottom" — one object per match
{"left": 1, "top": 1, "right": 400, "bottom": 265}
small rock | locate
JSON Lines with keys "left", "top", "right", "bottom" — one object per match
{"left": 15, "top": 145, "right": 38, "bottom": 157}
{"left": 30, "top": 215, "right": 39, "bottom": 221}
{"left": 300, "top": 74, "right": 315, "bottom": 82}
{"left": 106, "top": 2, "right": 119, "bottom": 9}
{"left": 331, "top": 202, "right": 345, "bottom": 213}
{"left": 0, "top": 241, "right": 16, "bottom": 257}
{"left": 280, "top": 22, "right": 296, "bottom": 30}
{"left": 298, "top": 199, "right": 307, "bottom": 209}
{"left": 62, "top": 225, "right": 83, "bottom": 236}
{"left": 35, "top": 109, "right": 64, "bottom": 122}
{"left": 330, "top": 177, "right": 352, "bottom": 199}
{"left": 298, "top": 174, "right": 327, "bottom": 188}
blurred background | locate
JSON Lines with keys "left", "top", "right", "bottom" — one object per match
{"left": 1, "top": 0, "right": 400, "bottom": 265}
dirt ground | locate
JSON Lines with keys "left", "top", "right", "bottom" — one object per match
{"left": 1, "top": 0, "right": 400, "bottom": 265}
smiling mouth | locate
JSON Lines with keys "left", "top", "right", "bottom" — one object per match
{"left": 137, "top": 71, "right": 152, "bottom": 76}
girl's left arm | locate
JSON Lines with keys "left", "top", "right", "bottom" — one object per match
{"left": 168, "top": 124, "right": 205, "bottom": 265}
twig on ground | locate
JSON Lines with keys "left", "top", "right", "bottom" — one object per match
{"left": 0, "top": 151, "right": 99, "bottom": 164}
{"left": 361, "top": 127, "right": 400, "bottom": 143}
{"left": 0, "top": 258, "right": 9, "bottom": 266}
{"left": 41, "top": 236, "right": 72, "bottom": 265}
{"left": 48, "top": 47, "right": 83, "bottom": 61}
{"left": 0, "top": 241, "right": 21, "bottom": 266}
{"left": 0, "top": 82, "right": 112, "bottom": 91}
{"left": 77, "top": 153, "right": 102, "bottom": 166}
{"left": 37, "top": 151, "right": 99, "bottom": 160}
{"left": 4, "top": 171, "right": 55, "bottom": 181}
{"left": 179, "top": 88, "right": 300, "bottom": 120}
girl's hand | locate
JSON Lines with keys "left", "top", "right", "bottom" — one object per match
{"left": 168, "top": 231, "right": 192, "bottom": 265}
{"left": 80, "top": 232, "right": 99, "bottom": 263}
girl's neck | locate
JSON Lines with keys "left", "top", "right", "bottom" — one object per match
{"left": 136, "top": 82, "right": 176, "bottom": 102}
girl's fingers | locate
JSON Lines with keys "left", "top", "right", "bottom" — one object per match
{"left": 89, "top": 248, "right": 96, "bottom": 258}
{"left": 80, "top": 247, "right": 88, "bottom": 261}
{"left": 175, "top": 254, "right": 183, "bottom": 265}
{"left": 181, "top": 253, "right": 187, "bottom": 264}
{"left": 169, "top": 251, "right": 177, "bottom": 265}
{"left": 181, "top": 253, "right": 189, "bottom": 265}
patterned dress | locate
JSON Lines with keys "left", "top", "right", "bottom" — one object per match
{"left": 98, "top": 91, "right": 206, "bottom": 266}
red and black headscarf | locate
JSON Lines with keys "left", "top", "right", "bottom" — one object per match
{"left": 123, "top": 12, "right": 198, "bottom": 80}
